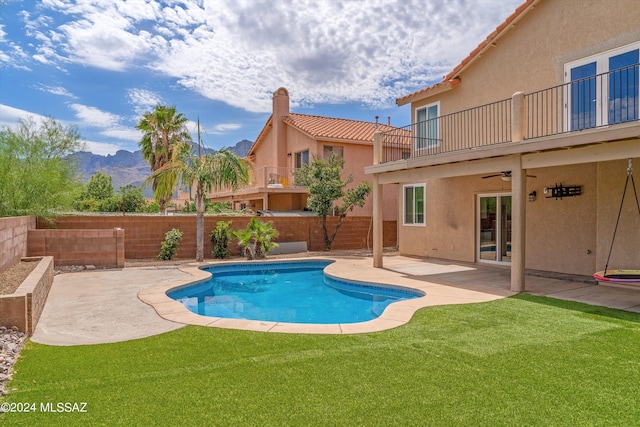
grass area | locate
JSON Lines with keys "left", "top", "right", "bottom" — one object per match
{"left": 2, "top": 294, "right": 639, "bottom": 426}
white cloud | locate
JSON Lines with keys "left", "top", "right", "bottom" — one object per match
{"left": 82, "top": 140, "right": 122, "bottom": 156}
{"left": 101, "top": 128, "right": 142, "bottom": 142}
{"left": 36, "top": 84, "right": 77, "bottom": 98}
{"left": 212, "top": 123, "right": 242, "bottom": 133}
{"left": 0, "top": 104, "right": 49, "bottom": 128}
{"left": 16, "top": 0, "right": 523, "bottom": 112}
{"left": 127, "top": 88, "right": 162, "bottom": 116}
{"left": 69, "top": 103, "right": 121, "bottom": 128}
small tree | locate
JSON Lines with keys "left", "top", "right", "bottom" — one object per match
{"left": 73, "top": 171, "right": 115, "bottom": 212}
{"left": 295, "top": 154, "right": 372, "bottom": 250}
{"left": 0, "top": 117, "right": 83, "bottom": 217}
{"left": 116, "top": 184, "right": 146, "bottom": 213}
{"left": 209, "top": 221, "right": 232, "bottom": 259}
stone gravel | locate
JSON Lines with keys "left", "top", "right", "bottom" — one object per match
{"left": 0, "top": 326, "right": 26, "bottom": 396}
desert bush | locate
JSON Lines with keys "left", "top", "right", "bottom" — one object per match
{"left": 157, "top": 228, "right": 183, "bottom": 260}
{"left": 210, "top": 221, "right": 232, "bottom": 259}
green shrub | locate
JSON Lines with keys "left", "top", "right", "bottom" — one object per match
{"left": 209, "top": 221, "right": 232, "bottom": 259}
{"left": 157, "top": 228, "right": 183, "bottom": 260}
{"left": 145, "top": 201, "right": 160, "bottom": 213}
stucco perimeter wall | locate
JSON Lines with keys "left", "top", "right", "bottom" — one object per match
{"left": 0, "top": 256, "right": 54, "bottom": 334}
{"left": 39, "top": 216, "right": 397, "bottom": 259}
{"left": 397, "top": 160, "right": 640, "bottom": 277}
{"left": 0, "top": 216, "right": 36, "bottom": 273}
{"left": 27, "top": 228, "right": 125, "bottom": 268}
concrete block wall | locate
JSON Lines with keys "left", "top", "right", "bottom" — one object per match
{"left": 0, "top": 256, "right": 54, "bottom": 334}
{"left": 0, "top": 216, "right": 36, "bottom": 273}
{"left": 27, "top": 228, "right": 125, "bottom": 268}
{"left": 39, "top": 215, "right": 397, "bottom": 259}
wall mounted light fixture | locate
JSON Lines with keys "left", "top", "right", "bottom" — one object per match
{"left": 287, "top": 152, "right": 292, "bottom": 157}
{"left": 528, "top": 190, "right": 537, "bottom": 202}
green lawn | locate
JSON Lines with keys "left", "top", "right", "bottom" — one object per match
{"left": 2, "top": 294, "right": 639, "bottom": 426}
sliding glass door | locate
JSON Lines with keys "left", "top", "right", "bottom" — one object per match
{"left": 478, "top": 194, "right": 511, "bottom": 264}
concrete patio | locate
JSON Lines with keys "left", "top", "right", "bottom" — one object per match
{"left": 31, "top": 255, "right": 640, "bottom": 345}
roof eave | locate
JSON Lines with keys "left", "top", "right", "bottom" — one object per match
{"left": 396, "top": 78, "right": 461, "bottom": 106}
{"left": 246, "top": 115, "right": 273, "bottom": 157}
{"left": 443, "top": 0, "right": 540, "bottom": 81}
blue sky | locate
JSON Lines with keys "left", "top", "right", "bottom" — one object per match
{"left": 0, "top": 0, "right": 522, "bottom": 155}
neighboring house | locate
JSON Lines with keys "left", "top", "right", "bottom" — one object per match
{"left": 366, "top": 0, "right": 640, "bottom": 291}
{"left": 210, "top": 87, "right": 398, "bottom": 220}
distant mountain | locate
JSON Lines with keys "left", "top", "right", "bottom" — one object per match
{"left": 69, "top": 139, "right": 253, "bottom": 195}
{"left": 225, "top": 139, "right": 253, "bottom": 157}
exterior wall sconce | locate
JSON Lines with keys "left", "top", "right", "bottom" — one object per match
{"left": 287, "top": 152, "right": 292, "bottom": 157}
{"left": 528, "top": 190, "right": 537, "bottom": 202}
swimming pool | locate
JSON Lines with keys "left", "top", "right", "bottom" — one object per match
{"left": 167, "top": 260, "right": 424, "bottom": 324}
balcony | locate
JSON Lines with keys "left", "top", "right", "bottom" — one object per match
{"left": 249, "top": 166, "right": 304, "bottom": 189}
{"left": 379, "top": 63, "right": 639, "bottom": 164}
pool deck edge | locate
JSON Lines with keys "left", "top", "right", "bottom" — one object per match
{"left": 137, "top": 256, "right": 515, "bottom": 334}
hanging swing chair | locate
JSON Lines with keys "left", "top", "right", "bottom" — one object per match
{"left": 594, "top": 158, "right": 640, "bottom": 283}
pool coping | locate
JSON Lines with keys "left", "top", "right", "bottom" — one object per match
{"left": 138, "top": 256, "right": 514, "bottom": 334}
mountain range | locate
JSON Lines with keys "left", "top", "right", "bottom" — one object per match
{"left": 70, "top": 139, "right": 253, "bottom": 193}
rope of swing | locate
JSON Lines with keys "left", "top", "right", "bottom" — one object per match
{"left": 603, "top": 159, "right": 640, "bottom": 277}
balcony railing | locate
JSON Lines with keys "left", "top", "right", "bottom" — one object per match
{"left": 381, "top": 99, "right": 512, "bottom": 163}
{"left": 525, "top": 63, "right": 639, "bottom": 139}
{"left": 249, "top": 166, "right": 303, "bottom": 189}
{"left": 379, "top": 63, "right": 639, "bottom": 164}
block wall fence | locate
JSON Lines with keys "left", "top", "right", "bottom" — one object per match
{"left": 27, "top": 228, "right": 125, "bottom": 268}
{"left": 0, "top": 216, "right": 35, "bottom": 273}
{"left": 37, "top": 215, "right": 397, "bottom": 260}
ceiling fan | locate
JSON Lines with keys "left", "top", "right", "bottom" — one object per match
{"left": 481, "top": 171, "right": 536, "bottom": 180}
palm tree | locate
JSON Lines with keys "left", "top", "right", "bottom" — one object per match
{"left": 248, "top": 218, "right": 279, "bottom": 259}
{"left": 136, "top": 105, "right": 191, "bottom": 212}
{"left": 233, "top": 226, "right": 255, "bottom": 260}
{"left": 149, "top": 143, "right": 251, "bottom": 262}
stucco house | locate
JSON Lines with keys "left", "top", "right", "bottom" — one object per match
{"left": 366, "top": 0, "right": 640, "bottom": 291}
{"left": 210, "top": 87, "right": 398, "bottom": 220}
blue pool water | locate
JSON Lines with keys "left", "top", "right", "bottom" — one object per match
{"left": 167, "top": 260, "right": 423, "bottom": 324}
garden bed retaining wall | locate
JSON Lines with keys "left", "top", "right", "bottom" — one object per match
{"left": 0, "top": 256, "right": 54, "bottom": 334}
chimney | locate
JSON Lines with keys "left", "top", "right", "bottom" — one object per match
{"left": 272, "top": 88, "right": 290, "bottom": 167}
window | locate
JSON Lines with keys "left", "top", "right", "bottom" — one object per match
{"left": 294, "top": 150, "right": 309, "bottom": 169}
{"left": 415, "top": 102, "right": 439, "bottom": 150}
{"left": 565, "top": 42, "right": 639, "bottom": 130}
{"left": 323, "top": 145, "right": 344, "bottom": 160}
{"left": 403, "top": 184, "right": 425, "bottom": 225}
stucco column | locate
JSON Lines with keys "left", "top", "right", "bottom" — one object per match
{"left": 512, "top": 92, "right": 526, "bottom": 143}
{"left": 373, "top": 175, "right": 383, "bottom": 268}
{"left": 373, "top": 132, "right": 384, "bottom": 268}
{"left": 511, "top": 155, "right": 526, "bottom": 292}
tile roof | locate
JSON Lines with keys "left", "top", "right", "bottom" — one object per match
{"left": 283, "top": 113, "right": 397, "bottom": 143}
{"left": 396, "top": 0, "right": 540, "bottom": 106}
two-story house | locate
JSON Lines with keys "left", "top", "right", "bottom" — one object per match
{"left": 366, "top": 0, "right": 640, "bottom": 291}
{"left": 210, "top": 87, "right": 398, "bottom": 220}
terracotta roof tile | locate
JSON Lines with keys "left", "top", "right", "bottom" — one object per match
{"left": 283, "top": 113, "right": 397, "bottom": 143}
